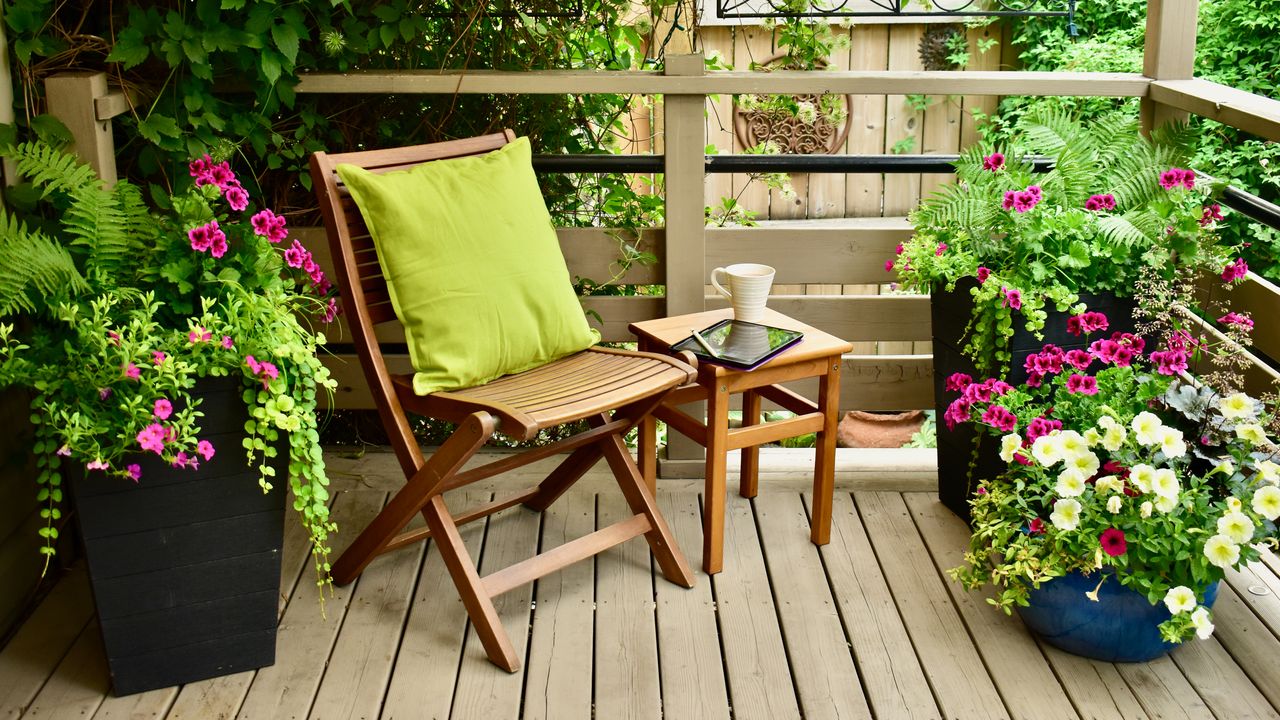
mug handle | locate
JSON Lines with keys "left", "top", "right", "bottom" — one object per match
{"left": 710, "top": 267, "right": 733, "bottom": 299}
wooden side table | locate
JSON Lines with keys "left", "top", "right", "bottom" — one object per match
{"left": 629, "top": 308, "right": 853, "bottom": 574}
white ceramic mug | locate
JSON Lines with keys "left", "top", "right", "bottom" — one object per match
{"left": 710, "top": 263, "right": 775, "bottom": 323}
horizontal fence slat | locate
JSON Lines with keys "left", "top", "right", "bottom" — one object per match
{"left": 1149, "top": 78, "right": 1280, "bottom": 143}
{"left": 1225, "top": 273, "right": 1280, "bottom": 363}
{"left": 707, "top": 217, "right": 912, "bottom": 285}
{"left": 318, "top": 353, "right": 935, "bottom": 412}
{"left": 706, "top": 294, "right": 932, "bottom": 343}
{"left": 294, "top": 70, "right": 1150, "bottom": 98}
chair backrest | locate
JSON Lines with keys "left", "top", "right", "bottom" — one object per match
{"left": 309, "top": 130, "right": 517, "bottom": 474}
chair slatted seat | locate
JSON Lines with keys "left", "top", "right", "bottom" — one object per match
{"left": 310, "top": 131, "right": 696, "bottom": 672}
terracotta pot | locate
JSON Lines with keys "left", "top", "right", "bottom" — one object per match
{"left": 837, "top": 410, "right": 924, "bottom": 448}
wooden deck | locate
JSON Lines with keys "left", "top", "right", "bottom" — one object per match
{"left": 5, "top": 449, "right": 1280, "bottom": 720}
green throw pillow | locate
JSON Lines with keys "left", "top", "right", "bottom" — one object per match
{"left": 337, "top": 137, "right": 599, "bottom": 395}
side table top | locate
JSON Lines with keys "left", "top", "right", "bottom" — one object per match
{"left": 629, "top": 307, "right": 854, "bottom": 370}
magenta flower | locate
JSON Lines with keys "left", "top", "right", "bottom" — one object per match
{"left": 124, "top": 362, "right": 141, "bottom": 380}
{"left": 1112, "top": 346, "right": 1136, "bottom": 367}
{"left": 1001, "top": 286, "right": 1022, "bottom": 310}
{"left": 197, "top": 440, "right": 216, "bottom": 461}
{"left": 1028, "top": 517, "right": 1045, "bottom": 535}
{"left": 221, "top": 335, "right": 234, "bottom": 349}
{"left": 1222, "top": 257, "right": 1249, "bottom": 283}
{"left": 188, "top": 224, "right": 213, "bottom": 252}
{"left": 944, "top": 397, "right": 973, "bottom": 429}
{"left": 284, "top": 240, "right": 309, "bottom": 269}
{"left": 210, "top": 232, "right": 229, "bottom": 259}
{"left": 224, "top": 185, "right": 249, "bottom": 212}
{"left": 136, "top": 423, "right": 167, "bottom": 454}
{"left": 211, "top": 162, "right": 238, "bottom": 191}
{"left": 1218, "top": 312, "right": 1255, "bottom": 331}
{"left": 982, "top": 152, "right": 1005, "bottom": 171}
{"left": 126, "top": 464, "right": 141, "bottom": 482}
{"left": 1026, "top": 416, "right": 1062, "bottom": 443}
{"left": 980, "top": 405, "right": 1018, "bottom": 432}
{"left": 259, "top": 362, "right": 279, "bottom": 381}
{"left": 251, "top": 210, "right": 276, "bottom": 236}
{"left": 1200, "top": 204, "right": 1224, "bottom": 226}
{"left": 1067, "top": 311, "right": 1109, "bottom": 337}
{"left": 154, "top": 398, "right": 173, "bottom": 420}
{"left": 188, "top": 327, "right": 212, "bottom": 344}
{"left": 1065, "top": 349, "right": 1093, "bottom": 370}
{"left": 107, "top": 330, "right": 121, "bottom": 346}
{"left": 189, "top": 154, "right": 216, "bottom": 186}
{"left": 976, "top": 266, "right": 991, "bottom": 284}
{"left": 1100, "top": 528, "right": 1127, "bottom": 557}
{"left": 935, "top": 243, "right": 947, "bottom": 256}
{"left": 321, "top": 297, "right": 340, "bottom": 324}
{"left": 245, "top": 355, "right": 262, "bottom": 374}
{"left": 944, "top": 372, "right": 973, "bottom": 392}
{"left": 1065, "top": 374, "right": 1099, "bottom": 395}
{"left": 884, "top": 259, "right": 894, "bottom": 272}
{"left": 99, "top": 387, "right": 112, "bottom": 400}
{"left": 1084, "top": 193, "right": 1116, "bottom": 211}
{"left": 152, "top": 350, "right": 167, "bottom": 365}
{"left": 1002, "top": 190, "right": 1017, "bottom": 211}
{"left": 1012, "top": 189, "right": 1040, "bottom": 213}
{"left": 894, "top": 243, "right": 904, "bottom": 256}
{"left": 1150, "top": 349, "right": 1189, "bottom": 376}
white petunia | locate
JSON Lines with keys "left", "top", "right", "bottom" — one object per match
{"left": 1219, "top": 393, "right": 1257, "bottom": 420}
{"left": 1152, "top": 468, "right": 1181, "bottom": 499}
{"left": 1101, "top": 425, "right": 1127, "bottom": 452}
{"left": 1216, "top": 460, "right": 1236, "bottom": 478}
{"left": 1032, "top": 434, "right": 1063, "bottom": 467}
{"left": 1094, "top": 475, "right": 1124, "bottom": 495}
{"left": 1235, "top": 423, "right": 1269, "bottom": 445}
{"left": 1058, "top": 430, "right": 1089, "bottom": 458}
{"left": 1155, "top": 494, "right": 1179, "bottom": 513}
{"left": 1098, "top": 415, "right": 1121, "bottom": 432}
{"left": 1163, "top": 586, "right": 1197, "bottom": 614}
{"left": 1140, "top": 501, "right": 1153, "bottom": 518}
{"left": 1158, "top": 427, "right": 1187, "bottom": 459}
{"left": 1227, "top": 496, "right": 1242, "bottom": 513}
{"left": 1066, "top": 451, "right": 1101, "bottom": 479}
{"left": 1218, "top": 511, "right": 1255, "bottom": 544}
{"left": 1107, "top": 495, "right": 1123, "bottom": 514}
{"left": 999, "top": 433, "right": 1023, "bottom": 463}
{"left": 1191, "top": 606, "right": 1215, "bottom": 639}
{"left": 1130, "top": 463, "right": 1156, "bottom": 493}
{"left": 1056, "top": 470, "right": 1087, "bottom": 497}
{"left": 1257, "top": 460, "right": 1280, "bottom": 485}
{"left": 1133, "top": 412, "right": 1164, "bottom": 446}
{"left": 1203, "top": 534, "right": 1241, "bottom": 569}
{"left": 1083, "top": 428, "right": 1103, "bottom": 448}
{"left": 1253, "top": 485, "right": 1280, "bottom": 521}
{"left": 1050, "top": 498, "right": 1082, "bottom": 531}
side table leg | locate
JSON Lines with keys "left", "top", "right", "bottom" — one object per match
{"left": 740, "top": 388, "right": 761, "bottom": 498}
{"left": 704, "top": 381, "right": 730, "bottom": 574}
{"left": 811, "top": 357, "right": 841, "bottom": 546}
{"left": 638, "top": 413, "right": 658, "bottom": 496}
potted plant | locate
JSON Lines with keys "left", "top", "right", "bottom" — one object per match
{"left": 0, "top": 136, "right": 338, "bottom": 695}
{"left": 891, "top": 111, "right": 1248, "bottom": 516}
{"left": 945, "top": 311, "right": 1275, "bottom": 661}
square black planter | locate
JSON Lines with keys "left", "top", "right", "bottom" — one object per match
{"left": 931, "top": 279, "right": 1139, "bottom": 521}
{"left": 69, "top": 376, "right": 287, "bottom": 696}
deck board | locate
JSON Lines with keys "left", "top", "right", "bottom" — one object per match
{"left": 9, "top": 453, "right": 1280, "bottom": 720}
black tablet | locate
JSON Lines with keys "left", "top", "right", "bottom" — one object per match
{"left": 669, "top": 319, "right": 804, "bottom": 370}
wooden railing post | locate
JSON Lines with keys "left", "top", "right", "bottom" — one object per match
{"left": 661, "top": 52, "right": 708, "bottom": 474}
{"left": 45, "top": 71, "right": 118, "bottom": 184}
{"left": 1141, "top": 0, "right": 1200, "bottom": 135}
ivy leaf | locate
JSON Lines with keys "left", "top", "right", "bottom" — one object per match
{"left": 136, "top": 114, "right": 181, "bottom": 144}
{"left": 107, "top": 27, "right": 151, "bottom": 69}
{"left": 271, "top": 23, "right": 300, "bottom": 65}
{"left": 1057, "top": 240, "right": 1092, "bottom": 269}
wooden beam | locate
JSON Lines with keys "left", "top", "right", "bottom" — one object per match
{"left": 707, "top": 218, "right": 913, "bottom": 285}
{"left": 44, "top": 72, "right": 117, "bottom": 184}
{"left": 93, "top": 90, "right": 133, "bottom": 121}
{"left": 292, "top": 70, "right": 1150, "bottom": 98}
{"left": 704, "top": 294, "right": 933, "bottom": 343}
{"left": 1148, "top": 79, "right": 1280, "bottom": 142}
{"left": 1141, "top": 0, "right": 1200, "bottom": 133}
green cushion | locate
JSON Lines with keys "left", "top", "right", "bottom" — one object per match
{"left": 336, "top": 137, "right": 598, "bottom": 395}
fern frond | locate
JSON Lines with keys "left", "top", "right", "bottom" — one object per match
{"left": 7, "top": 141, "right": 101, "bottom": 198}
{"left": 1018, "top": 108, "right": 1085, "bottom": 156}
{"left": 0, "top": 209, "right": 89, "bottom": 316}
{"left": 1098, "top": 210, "right": 1161, "bottom": 247}
{"left": 914, "top": 182, "right": 999, "bottom": 233}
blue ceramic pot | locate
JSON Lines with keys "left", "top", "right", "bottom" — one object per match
{"left": 1015, "top": 571, "right": 1219, "bottom": 662}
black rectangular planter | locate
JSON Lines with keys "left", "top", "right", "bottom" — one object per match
{"left": 931, "top": 279, "right": 1139, "bottom": 521}
{"left": 69, "top": 376, "right": 287, "bottom": 696}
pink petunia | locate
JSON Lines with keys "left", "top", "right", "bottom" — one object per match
{"left": 152, "top": 350, "right": 167, "bottom": 365}
{"left": 221, "top": 335, "right": 235, "bottom": 349}
{"left": 884, "top": 260, "right": 894, "bottom": 272}
{"left": 976, "top": 266, "right": 991, "bottom": 284}
{"left": 197, "top": 440, "right": 216, "bottom": 461}
{"left": 136, "top": 423, "right": 167, "bottom": 454}
{"left": 982, "top": 152, "right": 1005, "bottom": 171}
{"left": 124, "top": 362, "right": 141, "bottom": 380}
{"left": 935, "top": 243, "right": 947, "bottom": 256}
{"left": 1222, "top": 257, "right": 1249, "bottom": 283}
{"left": 86, "top": 459, "right": 110, "bottom": 471}
{"left": 1218, "top": 312, "right": 1255, "bottom": 331}
{"left": 1001, "top": 286, "right": 1022, "bottom": 310}
{"left": 154, "top": 398, "right": 173, "bottom": 420}
{"left": 894, "top": 243, "right": 904, "bottom": 256}
{"left": 126, "top": 464, "right": 141, "bottom": 482}
{"left": 1100, "top": 528, "right": 1127, "bottom": 557}
{"left": 1065, "top": 373, "right": 1099, "bottom": 395}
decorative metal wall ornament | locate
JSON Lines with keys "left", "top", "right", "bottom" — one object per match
{"left": 716, "top": 0, "right": 1077, "bottom": 33}
{"left": 733, "top": 53, "right": 854, "bottom": 156}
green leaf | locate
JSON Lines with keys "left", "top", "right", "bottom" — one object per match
{"left": 30, "top": 115, "right": 73, "bottom": 147}
{"left": 271, "top": 23, "right": 300, "bottom": 65}
{"left": 137, "top": 114, "right": 181, "bottom": 144}
{"left": 260, "top": 52, "right": 282, "bottom": 85}
{"left": 106, "top": 27, "right": 151, "bottom": 68}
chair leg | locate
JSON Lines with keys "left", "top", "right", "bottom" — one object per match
{"left": 522, "top": 443, "right": 603, "bottom": 512}
{"left": 599, "top": 431, "right": 695, "bottom": 588}
{"left": 331, "top": 412, "right": 495, "bottom": 586}
{"left": 422, "top": 494, "right": 522, "bottom": 672}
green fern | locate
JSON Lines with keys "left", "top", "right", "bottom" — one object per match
{"left": 1098, "top": 210, "right": 1163, "bottom": 248}
{"left": 8, "top": 141, "right": 100, "bottom": 199}
{"left": 0, "top": 210, "right": 89, "bottom": 316}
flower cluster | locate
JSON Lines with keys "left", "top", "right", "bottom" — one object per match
{"left": 1084, "top": 194, "right": 1117, "bottom": 212}
{"left": 949, "top": 311, "right": 1276, "bottom": 644}
{"left": 1159, "top": 167, "right": 1197, "bottom": 191}
{"left": 1002, "top": 185, "right": 1043, "bottom": 213}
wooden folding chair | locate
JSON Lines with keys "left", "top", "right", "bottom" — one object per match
{"left": 310, "top": 132, "right": 696, "bottom": 672}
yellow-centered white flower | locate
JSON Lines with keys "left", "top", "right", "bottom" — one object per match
{"left": 1155, "top": 494, "right": 1179, "bottom": 513}
{"left": 1218, "top": 511, "right": 1255, "bottom": 544}
{"left": 1235, "top": 423, "right": 1269, "bottom": 445}
{"left": 1140, "top": 501, "right": 1153, "bottom": 518}
{"left": 1253, "top": 485, "right": 1280, "bottom": 521}
{"left": 1056, "top": 470, "right": 1087, "bottom": 498}
{"left": 1163, "top": 586, "right": 1197, "bottom": 614}
{"left": 1050, "top": 498, "right": 1082, "bottom": 531}
{"left": 1220, "top": 393, "right": 1257, "bottom": 420}
{"left": 1133, "top": 412, "right": 1164, "bottom": 446}
{"left": 1203, "top": 534, "right": 1241, "bottom": 569}
{"left": 1101, "top": 425, "right": 1127, "bottom": 452}
{"left": 1130, "top": 464, "right": 1156, "bottom": 493}
{"left": 1107, "top": 495, "right": 1123, "bottom": 514}
{"left": 1227, "top": 496, "right": 1243, "bottom": 513}
{"left": 1157, "top": 427, "right": 1187, "bottom": 459}
{"left": 1058, "top": 430, "right": 1089, "bottom": 458}
{"left": 1065, "top": 451, "right": 1101, "bottom": 479}
{"left": 999, "top": 433, "right": 1023, "bottom": 463}
{"left": 1083, "top": 428, "right": 1102, "bottom": 448}
{"left": 1094, "top": 475, "right": 1124, "bottom": 495}
{"left": 1257, "top": 460, "right": 1280, "bottom": 485}
{"left": 1031, "top": 434, "right": 1063, "bottom": 467}
{"left": 1152, "top": 468, "right": 1181, "bottom": 499}
{"left": 1191, "top": 606, "right": 1215, "bottom": 639}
